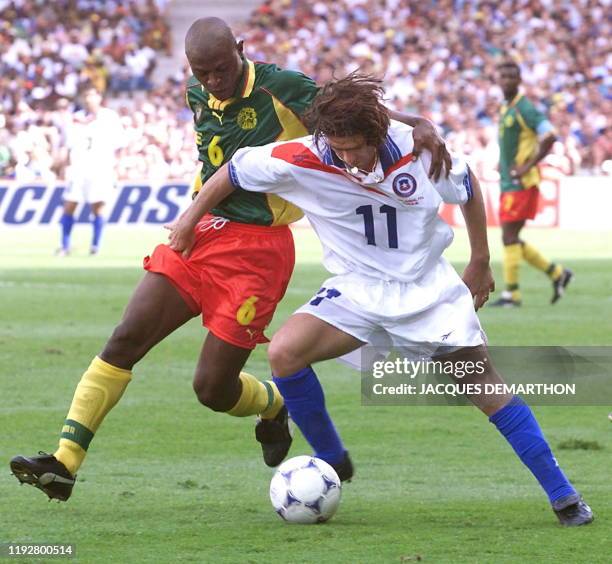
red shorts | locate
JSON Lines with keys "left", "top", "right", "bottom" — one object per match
{"left": 499, "top": 187, "right": 539, "bottom": 223}
{"left": 144, "top": 216, "right": 295, "bottom": 349}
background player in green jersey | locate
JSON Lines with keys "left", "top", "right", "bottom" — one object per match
{"left": 10, "top": 17, "right": 451, "bottom": 500}
{"left": 491, "top": 58, "right": 573, "bottom": 308}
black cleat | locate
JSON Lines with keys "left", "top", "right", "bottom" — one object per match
{"left": 331, "top": 451, "right": 354, "bottom": 483}
{"left": 255, "top": 406, "right": 293, "bottom": 467}
{"left": 489, "top": 296, "right": 522, "bottom": 308}
{"left": 10, "top": 452, "right": 75, "bottom": 502}
{"left": 552, "top": 493, "right": 594, "bottom": 526}
{"left": 551, "top": 268, "right": 573, "bottom": 304}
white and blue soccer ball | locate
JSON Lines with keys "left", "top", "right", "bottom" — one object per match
{"left": 270, "top": 455, "right": 342, "bottom": 524}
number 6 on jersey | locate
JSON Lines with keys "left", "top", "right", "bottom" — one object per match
{"left": 208, "top": 135, "right": 224, "bottom": 166}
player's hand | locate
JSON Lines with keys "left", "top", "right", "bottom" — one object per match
{"left": 412, "top": 120, "right": 451, "bottom": 181}
{"left": 462, "top": 259, "right": 495, "bottom": 311}
{"left": 164, "top": 218, "right": 196, "bottom": 258}
{"left": 510, "top": 163, "right": 531, "bottom": 180}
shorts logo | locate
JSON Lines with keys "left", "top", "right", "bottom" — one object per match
{"left": 236, "top": 295, "right": 258, "bottom": 326}
{"left": 393, "top": 173, "right": 417, "bottom": 198}
{"left": 237, "top": 107, "right": 257, "bottom": 130}
{"left": 309, "top": 287, "right": 341, "bottom": 306}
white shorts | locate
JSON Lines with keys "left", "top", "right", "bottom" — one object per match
{"left": 64, "top": 174, "right": 115, "bottom": 204}
{"left": 296, "top": 258, "right": 486, "bottom": 369}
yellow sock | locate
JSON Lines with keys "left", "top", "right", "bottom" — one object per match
{"left": 503, "top": 243, "right": 522, "bottom": 300}
{"left": 54, "top": 356, "right": 131, "bottom": 475}
{"left": 522, "top": 242, "right": 561, "bottom": 279}
{"left": 227, "top": 372, "right": 283, "bottom": 419}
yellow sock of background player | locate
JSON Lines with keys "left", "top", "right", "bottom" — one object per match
{"left": 54, "top": 356, "right": 131, "bottom": 476}
{"left": 227, "top": 372, "right": 283, "bottom": 419}
{"left": 502, "top": 243, "right": 523, "bottom": 302}
{"left": 522, "top": 241, "right": 563, "bottom": 280}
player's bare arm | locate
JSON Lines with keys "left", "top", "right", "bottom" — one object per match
{"left": 388, "top": 110, "right": 451, "bottom": 181}
{"left": 165, "top": 163, "right": 235, "bottom": 256}
{"left": 510, "top": 131, "right": 557, "bottom": 179}
{"left": 459, "top": 169, "right": 495, "bottom": 310}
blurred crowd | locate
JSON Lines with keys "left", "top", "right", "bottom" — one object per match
{"left": 0, "top": 0, "right": 181, "bottom": 180}
{"left": 1, "top": 0, "right": 610, "bottom": 182}
{"left": 242, "top": 0, "right": 611, "bottom": 178}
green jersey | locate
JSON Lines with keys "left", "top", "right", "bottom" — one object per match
{"left": 186, "top": 58, "right": 317, "bottom": 225}
{"left": 498, "top": 93, "right": 549, "bottom": 192}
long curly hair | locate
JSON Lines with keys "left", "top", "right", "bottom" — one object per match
{"left": 304, "top": 72, "right": 390, "bottom": 148}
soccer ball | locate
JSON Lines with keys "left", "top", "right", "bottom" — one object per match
{"left": 269, "top": 455, "right": 342, "bottom": 524}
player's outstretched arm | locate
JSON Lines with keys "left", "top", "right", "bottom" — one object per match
{"left": 387, "top": 110, "right": 451, "bottom": 181}
{"left": 459, "top": 170, "right": 495, "bottom": 310}
{"left": 165, "top": 163, "right": 235, "bottom": 257}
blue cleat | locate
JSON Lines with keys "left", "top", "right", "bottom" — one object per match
{"left": 331, "top": 451, "right": 354, "bottom": 483}
{"left": 552, "top": 493, "right": 594, "bottom": 526}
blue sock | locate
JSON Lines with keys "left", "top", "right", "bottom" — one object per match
{"left": 490, "top": 396, "right": 576, "bottom": 503}
{"left": 60, "top": 213, "right": 74, "bottom": 250}
{"left": 92, "top": 215, "right": 104, "bottom": 248}
{"left": 273, "top": 366, "right": 345, "bottom": 466}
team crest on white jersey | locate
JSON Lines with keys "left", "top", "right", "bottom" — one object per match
{"left": 393, "top": 173, "right": 417, "bottom": 199}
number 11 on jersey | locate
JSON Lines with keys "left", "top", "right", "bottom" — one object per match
{"left": 355, "top": 204, "right": 398, "bottom": 248}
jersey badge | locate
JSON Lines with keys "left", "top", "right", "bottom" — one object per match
{"left": 393, "top": 173, "right": 417, "bottom": 199}
{"left": 504, "top": 115, "right": 514, "bottom": 128}
{"left": 237, "top": 107, "right": 258, "bottom": 130}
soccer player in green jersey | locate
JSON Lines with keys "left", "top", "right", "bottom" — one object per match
{"left": 490, "top": 58, "right": 573, "bottom": 308}
{"left": 10, "top": 17, "right": 450, "bottom": 500}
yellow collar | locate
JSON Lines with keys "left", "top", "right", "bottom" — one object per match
{"left": 207, "top": 59, "right": 256, "bottom": 112}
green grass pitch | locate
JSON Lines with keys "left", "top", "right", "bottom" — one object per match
{"left": 1, "top": 226, "right": 611, "bottom": 563}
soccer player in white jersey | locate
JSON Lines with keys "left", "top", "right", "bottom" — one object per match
{"left": 166, "top": 74, "right": 593, "bottom": 526}
{"left": 58, "top": 87, "right": 124, "bottom": 256}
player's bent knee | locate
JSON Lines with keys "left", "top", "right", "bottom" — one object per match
{"left": 268, "top": 338, "right": 306, "bottom": 378}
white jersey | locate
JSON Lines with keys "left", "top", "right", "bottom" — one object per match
{"left": 229, "top": 120, "right": 473, "bottom": 282}
{"left": 66, "top": 107, "right": 124, "bottom": 179}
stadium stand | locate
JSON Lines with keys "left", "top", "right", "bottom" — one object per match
{"left": 0, "top": 0, "right": 609, "bottom": 181}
